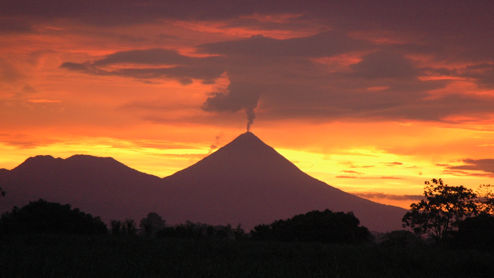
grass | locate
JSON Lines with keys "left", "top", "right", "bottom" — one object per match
{"left": 1, "top": 234, "right": 493, "bottom": 278}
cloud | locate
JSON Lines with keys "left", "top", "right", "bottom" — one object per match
{"left": 198, "top": 31, "right": 370, "bottom": 58}
{"left": 386, "top": 162, "right": 403, "bottom": 166}
{"left": 0, "top": 18, "right": 33, "bottom": 34}
{"left": 0, "top": 58, "right": 23, "bottom": 83}
{"left": 93, "top": 49, "right": 193, "bottom": 66}
{"left": 349, "top": 51, "right": 418, "bottom": 80}
{"left": 461, "top": 63, "right": 494, "bottom": 88}
{"left": 336, "top": 175, "right": 401, "bottom": 180}
{"left": 58, "top": 22, "right": 494, "bottom": 128}
{"left": 353, "top": 192, "right": 422, "bottom": 201}
{"left": 0, "top": 133, "right": 59, "bottom": 148}
{"left": 3, "top": 0, "right": 494, "bottom": 66}
{"left": 447, "top": 159, "right": 494, "bottom": 174}
{"left": 61, "top": 49, "right": 225, "bottom": 84}
{"left": 342, "top": 170, "right": 361, "bottom": 174}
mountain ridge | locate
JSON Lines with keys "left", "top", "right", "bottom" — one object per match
{"left": 0, "top": 132, "right": 406, "bottom": 231}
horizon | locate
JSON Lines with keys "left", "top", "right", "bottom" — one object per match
{"left": 2, "top": 1, "right": 494, "bottom": 210}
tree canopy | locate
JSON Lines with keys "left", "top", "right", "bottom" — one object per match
{"left": 454, "top": 214, "right": 494, "bottom": 250}
{"left": 0, "top": 199, "right": 107, "bottom": 235}
{"left": 403, "top": 178, "right": 493, "bottom": 241}
{"left": 139, "top": 212, "right": 165, "bottom": 237}
{"left": 157, "top": 221, "right": 244, "bottom": 240}
{"left": 251, "top": 209, "right": 371, "bottom": 244}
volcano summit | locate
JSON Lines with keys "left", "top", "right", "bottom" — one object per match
{"left": 0, "top": 132, "right": 405, "bottom": 232}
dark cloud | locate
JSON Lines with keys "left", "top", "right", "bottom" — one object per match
{"left": 0, "top": 18, "right": 33, "bottom": 34}
{"left": 198, "top": 31, "right": 370, "bottom": 58}
{"left": 60, "top": 33, "right": 494, "bottom": 128}
{"left": 447, "top": 159, "right": 494, "bottom": 174}
{"left": 425, "top": 63, "right": 494, "bottom": 89}
{"left": 61, "top": 49, "right": 225, "bottom": 84}
{"left": 350, "top": 51, "right": 418, "bottom": 80}
{"left": 93, "top": 49, "right": 193, "bottom": 66}
{"left": 353, "top": 192, "right": 422, "bottom": 201}
{"left": 3, "top": 0, "right": 494, "bottom": 65}
{"left": 462, "top": 63, "right": 494, "bottom": 88}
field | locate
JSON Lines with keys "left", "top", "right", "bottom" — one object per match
{"left": 1, "top": 235, "right": 493, "bottom": 278}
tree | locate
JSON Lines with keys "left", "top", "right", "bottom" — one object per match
{"left": 453, "top": 214, "right": 494, "bottom": 250}
{"left": 379, "top": 230, "right": 423, "bottom": 247}
{"left": 157, "top": 221, "right": 243, "bottom": 240}
{"left": 139, "top": 212, "right": 165, "bottom": 237}
{"left": 476, "top": 184, "right": 494, "bottom": 215}
{"left": 0, "top": 199, "right": 107, "bottom": 235}
{"left": 111, "top": 220, "right": 122, "bottom": 235}
{"left": 0, "top": 186, "right": 5, "bottom": 197}
{"left": 251, "top": 209, "right": 372, "bottom": 244}
{"left": 402, "top": 178, "right": 478, "bottom": 241}
{"left": 111, "top": 219, "right": 137, "bottom": 236}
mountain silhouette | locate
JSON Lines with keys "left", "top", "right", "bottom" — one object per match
{"left": 0, "top": 132, "right": 406, "bottom": 231}
{"left": 0, "top": 155, "right": 163, "bottom": 222}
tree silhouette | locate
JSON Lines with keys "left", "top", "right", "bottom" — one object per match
{"left": 402, "top": 178, "right": 478, "bottom": 241}
{"left": 139, "top": 212, "right": 165, "bottom": 237}
{"left": 123, "top": 219, "right": 137, "bottom": 235}
{"left": 157, "top": 221, "right": 245, "bottom": 240}
{"left": 111, "top": 220, "right": 122, "bottom": 235}
{"left": 453, "top": 214, "right": 494, "bottom": 250}
{"left": 0, "top": 186, "right": 5, "bottom": 197}
{"left": 111, "top": 219, "right": 137, "bottom": 236}
{"left": 251, "top": 209, "right": 371, "bottom": 244}
{"left": 477, "top": 184, "right": 494, "bottom": 215}
{"left": 0, "top": 199, "right": 107, "bottom": 235}
{"left": 379, "top": 230, "right": 423, "bottom": 247}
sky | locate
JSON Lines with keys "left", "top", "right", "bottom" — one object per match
{"left": 1, "top": 0, "right": 494, "bottom": 208}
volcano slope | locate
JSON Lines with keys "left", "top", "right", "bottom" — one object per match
{"left": 0, "top": 132, "right": 406, "bottom": 232}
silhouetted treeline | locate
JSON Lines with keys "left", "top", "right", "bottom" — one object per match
{"left": 2, "top": 198, "right": 494, "bottom": 251}
{"left": 157, "top": 222, "right": 245, "bottom": 240}
{"left": 110, "top": 219, "right": 138, "bottom": 236}
{"left": 0, "top": 199, "right": 107, "bottom": 235}
{"left": 251, "top": 210, "right": 372, "bottom": 244}
{"left": 377, "top": 230, "right": 425, "bottom": 247}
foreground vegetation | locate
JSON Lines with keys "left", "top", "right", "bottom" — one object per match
{"left": 1, "top": 234, "right": 493, "bottom": 278}
{"left": 1, "top": 179, "right": 493, "bottom": 277}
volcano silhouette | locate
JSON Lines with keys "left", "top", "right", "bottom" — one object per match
{"left": 0, "top": 132, "right": 405, "bottom": 231}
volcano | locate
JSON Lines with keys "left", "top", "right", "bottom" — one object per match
{"left": 0, "top": 132, "right": 406, "bottom": 231}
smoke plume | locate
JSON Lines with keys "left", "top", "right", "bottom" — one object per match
{"left": 246, "top": 107, "right": 256, "bottom": 132}
{"left": 201, "top": 83, "right": 259, "bottom": 131}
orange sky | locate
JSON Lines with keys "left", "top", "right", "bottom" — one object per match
{"left": 1, "top": 1, "right": 494, "bottom": 208}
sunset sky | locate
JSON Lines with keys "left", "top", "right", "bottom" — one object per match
{"left": 1, "top": 1, "right": 494, "bottom": 208}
